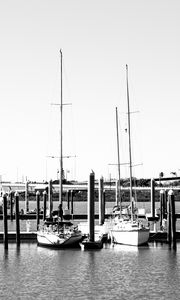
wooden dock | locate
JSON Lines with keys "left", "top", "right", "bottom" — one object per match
{"left": 0, "top": 232, "right": 37, "bottom": 242}
{"left": 149, "top": 231, "right": 180, "bottom": 242}
{"left": 1, "top": 231, "right": 180, "bottom": 243}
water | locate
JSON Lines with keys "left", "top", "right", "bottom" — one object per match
{"left": 0, "top": 242, "right": 180, "bottom": 299}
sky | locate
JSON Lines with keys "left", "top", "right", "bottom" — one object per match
{"left": 0, "top": 0, "right": 180, "bottom": 183}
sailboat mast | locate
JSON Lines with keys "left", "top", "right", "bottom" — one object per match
{"left": 115, "top": 107, "right": 121, "bottom": 210}
{"left": 59, "top": 49, "right": 63, "bottom": 205}
{"left": 126, "top": 64, "right": 133, "bottom": 217}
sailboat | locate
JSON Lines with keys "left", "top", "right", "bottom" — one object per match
{"left": 37, "top": 218, "right": 82, "bottom": 248}
{"left": 110, "top": 65, "right": 149, "bottom": 246}
{"left": 37, "top": 50, "right": 82, "bottom": 248}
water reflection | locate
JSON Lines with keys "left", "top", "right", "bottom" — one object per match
{"left": 3, "top": 248, "right": 9, "bottom": 260}
{"left": 1, "top": 242, "right": 180, "bottom": 299}
{"left": 109, "top": 243, "right": 149, "bottom": 252}
{"left": 149, "top": 240, "right": 178, "bottom": 251}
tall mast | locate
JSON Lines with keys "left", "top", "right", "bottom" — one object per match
{"left": 115, "top": 107, "right": 121, "bottom": 212}
{"left": 126, "top": 64, "right": 133, "bottom": 218}
{"left": 59, "top": 49, "right": 63, "bottom": 205}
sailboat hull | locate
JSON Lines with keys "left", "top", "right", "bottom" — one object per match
{"left": 111, "top": 228, "right": 149, "bottom": 246}
{"left": 37, "top": 231, "right": 82, "bottom": 248}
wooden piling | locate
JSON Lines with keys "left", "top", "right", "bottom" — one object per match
{"left": 25, "top": 181, "right": 29, "bottom": 213}
{"left": 103, "top": 190, "right": 106, "bottom": 221}
{"left": 167, "top": 190, "right": 172, "bottom": 245}
{"left": 58, "top": 203, "right": 63, "bottom": 221}
{"left": 160, "top": 190, "right": 164, "bottom": 228}
{"left": 164, "top": 190, "right": 167, "bottom": 217}
{"left": 169, "top": 190, "right": 176, "bottom": 249}
{"left": 15, "top": 192, "right": 20, "bottom": 245}
{"left": 160, "top": 189, "right": 167, "bottom": 229}
{"left": 36, "top": 191, "right": 40, "bottom": 230}
{"left": 161, "top": 190, "right": 167, "bottom": 219}
{"left": 150, "top": 179, "right": 155, "bottom": 218}
{"left": 67, "top": 190, "right": 70, "bottom": 210}
{"left": 3, "top": 193, "right": 8, "bottom": 249}
{"left": 88, "top": 171, "right": 95, "bottom": 242}
{"left": 99, "top": 177, "right": 104, "bottom": 225}
{"left": 9, "top": 191, "right": 13, "bottom": 221}
{"left": 70, "top": 190, "right": 74, "bottom": 215}
{"left": 48, "top": 180, "right": 53, "bottom": 218}
{"left": 43, "top": 191, "right": 47, "bottom": 221}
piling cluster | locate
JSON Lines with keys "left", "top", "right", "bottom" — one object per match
{"left": 150, "top": 179, "right": 177, "bottom": 249}
{"left": 3, "top": 192, "right": 21, "bottom": 249}
{"left": 1, "top": 182, "right": 76, "bottom": 249}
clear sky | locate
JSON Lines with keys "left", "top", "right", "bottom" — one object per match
{"left": 0, "top": 0, "right": 180, "bottom": 183}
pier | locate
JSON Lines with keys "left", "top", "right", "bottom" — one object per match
{"left": 0, "top": 232, "right": 37, "bottom": 242}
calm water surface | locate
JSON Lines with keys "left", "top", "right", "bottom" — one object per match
{"left": 0, "top": 242, "right": 180, "bottom": 300}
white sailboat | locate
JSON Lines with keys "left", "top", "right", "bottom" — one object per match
{"left": 37, "top": 218, "right": 82, "bottom": 248}
{"left": 37, "top": 50, "right": 82, "bottom": 248}
{"left": 110, "top": 65, "right": 149, "bottom": 246}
